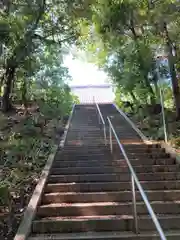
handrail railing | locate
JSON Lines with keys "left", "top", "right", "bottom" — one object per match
{"left": 95, "top": 103, "right": 107, "bottom": 144}
{"left": 107, "top": 116, "right": 167, "bottom": 240}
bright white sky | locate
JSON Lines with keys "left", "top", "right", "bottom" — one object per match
{"left": 64, "top": 54, "right": 109, "bottom": 86}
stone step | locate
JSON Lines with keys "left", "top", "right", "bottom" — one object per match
{"left": 32, "top": 215, "right": 180, "bottom": 233}
{"left": 114, "top": 158, "right": 175, "bottom": 165}
{"left": 61, "top": 151, "right": 108, "bottom": 155}
{"left": 60, "top": 148, "right": 164, "bottom": 155}
{"left": 37, "top": 201, "right": 180, "bottom": 218}
{"left": 114, "top": 152, "right": 170, "bottom": 159}
{"left": 123, "top": 144, "right": 160, "bottom": 148}
{"left": 28, "top": 230, "right": 180, "bottom": 240}
{"left": 52, "top": 160, "right": 114, "bottom": 168}
{"left": 42, "top": 190, "right": 180, "bottom": 204}
{"left": 64, "top": 143, "right": 160, "bottom": 149}
{"left": 66, "top": 135, "right": 103, "bottom": 138}
{"left": 62, "top": 146, "right": 108, "bottom": 150}
{"left": 45, "top": 180, "right": 180, "bottom": 193}
{"left": 50, "top": 165, "right": 179, "bottom": 175}
{"left": 55, "top": 155, "right": 112, "bottom": 161}
{"left": 52, "top": 158, "right": 176, "bottom": 167}
{"left": 48, "top": 172, "right": 180, "bottom": 183}
{"left": 57, "top": 153, "right": 170, "bottom": 161}
{"left": 56, "top": 152, "right": 111, "bottom": 158}
{"left": 121, "top": 148, "right": 164, "bottom": 154}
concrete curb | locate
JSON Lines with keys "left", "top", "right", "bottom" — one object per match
{"left": 14, "top": 105, "right": 75, "bottom": 240}
{"left": 160, "top": 142, "right": 180, "bottom": 163}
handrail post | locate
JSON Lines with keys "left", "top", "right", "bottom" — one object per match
{"left": 104, "top": 125, "right": 107, "bottom": 146}
{"left": 95, "top": 102, "right": 107, "bottom": 145}
{"left": 131, "top": 174, "right": 138, "bottom": 234}
{"left": 109, "top": 124, "right": 113, "bottom": 153}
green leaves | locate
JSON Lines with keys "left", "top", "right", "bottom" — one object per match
{"left": 72, "top": 0, "right": 180, "bottom": 112}
{"left": 0, "top": 181, "right": 9, "bottom": 205}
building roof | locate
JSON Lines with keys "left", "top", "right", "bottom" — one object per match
{"left": 71, "top": 84, "right": 114, "bottom": 103}
{"left": 70, "top": 84, "right": 113, "bottom": 89}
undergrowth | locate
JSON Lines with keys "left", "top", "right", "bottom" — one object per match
{"left": 0, "top": 104, "right": 68, "bottom": 239}
{"left": 130, "top": 108, "right": 180, "bottom": 149}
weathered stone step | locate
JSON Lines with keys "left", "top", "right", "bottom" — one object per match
{"left": 115, "top": 158, "right": 175, "bottom": 165}
{"left": 32, "top": 215, "right": 180, "bottom": 233}
{"left": 121, "top": 148, "right": 164, "bottom": 154}
{"left": 64, "top": 143, "right": 160, "bottom": 149}
{"left": 42, "top": 190, "right": 180, "bottom": 204}
{"left": 48, "top": 172, "right": 180, "bottom": 183}
{"left": 55, "top": 155, "right": 111, "bottom": 161}
{"left": 66, "top": 134, "right": 103, "bottom": 138}
{"left": 53, "top": 156, "right": 175, "bottom": 165}
{"left": 50, "top": 165, "right": 179, "bottom": 175}
{"left": 54, "top": 157, "right": 111, "bottom": 162}
{"left": 115, "top": 152, "right": 170, "bottom": 158}
{"left": 61, "top": 151, "right": 110, "bottom": 156}
{"left": 52, "top": 160, "right": 114, "bottom": 168}
{"left": 56, "top": 152, "right": 110, "bottom": 157}
{"left": 28, "top": 230, "right": 180, "bottom": 240}
{"left": 57, "top": 152, "right": 170, "bottom": 161}
{"left": 67, "top": 127, "right": 101, "bottom": 130}
{"left": 111, "top": 136, "right": 141, "bottom": 140}
{"left": 52, "top": 158, "right": 176, "bottom": 167}
{"left": 63, "top": 145, "right": 107, "bottom": 149}
{"left": 111, "top": 133, "right": 141, "bottom": 137}
{"left": 61, "top": 148, "right": 164, "bottom": 154}
{"left": 37, "top": 201, "right": 180, "bottom": 218}
{"left": 123, "top": 143, "right": 160, "bottom": 148}
{"left": 114, "top": 164, "right": 178, "bottom": 172}
{"left": 45, "top": 180, "right": 180, "bottom": 193}
{"left": 126, "top": 158, "right": 176, "bottom": 165}
{"left": 48, "top": 173, "right": 123, "bottom": 183}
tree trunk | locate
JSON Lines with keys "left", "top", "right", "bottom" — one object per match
{"left": 144, "top": 77, "right": 156, "bottom": 104}
{"left": 21, "top": 78, "right": 28, "bottom": 109}
{"left": 130, "top": 91, "right": 136, "bottom": 102}
{"left": 152, "top": 70, "right": 160, "bottom": 101}
{"left": 169, "top": 53, "right": 180, "bottom": 119}
{"left": 2, "top": 67, "right": 15, "bottom": 112}
{"left": 130, "top": 17, "right": 155, "bottom": 105}
{"left": 164, "top": 22, "right": 180, "bottom": 119}
{"left": 154, "top": 80, "right": 159, "bottom": 99}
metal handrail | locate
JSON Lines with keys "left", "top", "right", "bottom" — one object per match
{"left": 107, "top": 116, "right": 167, "bottom": 240}
{"left": 95, "top": 103, "right": 107, "bottom": 144}
{"left": 95, "top": 102, "right": 105, "bottom": 125}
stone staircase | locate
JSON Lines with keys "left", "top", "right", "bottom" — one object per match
{"left": 28, "top": 104, "right": 180, "bottom": 239}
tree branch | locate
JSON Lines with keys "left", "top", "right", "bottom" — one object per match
{"left": 33, "top": 34, "right": 75, "bottom": 45}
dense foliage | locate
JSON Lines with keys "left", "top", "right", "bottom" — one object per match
{"left": 0, "top": 0, "right": 78, "bottom": 112}
{"left": 0, "top": 1, "right": 80, "bottom": 238}
{"left": 71, "top": 0, "right": 180, "bottom": 120}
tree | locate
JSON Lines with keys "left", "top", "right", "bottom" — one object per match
{"left": 0, "top": 0, "right": 77, "bottom": 111}
{"left": 147, "top": 0, "right": 180, "bottom": 118}
{"left": 73, "top": 0, "right": 180, "bottom": 117}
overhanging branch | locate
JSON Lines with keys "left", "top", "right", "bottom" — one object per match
{"left": 33, "top": 34, "right": 75, "bottom": 45}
